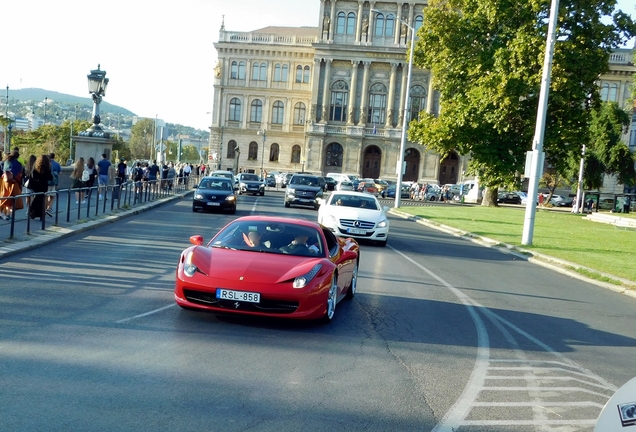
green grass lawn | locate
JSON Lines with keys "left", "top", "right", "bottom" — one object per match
{"left": 397, "top": 205, "right": 636, "bottom": 285}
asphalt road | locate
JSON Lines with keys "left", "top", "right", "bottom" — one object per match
{"left": 0, "top": 191, "right": 634, "bottom": 431}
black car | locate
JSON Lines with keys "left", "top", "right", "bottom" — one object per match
{"left": 497, "top": 192, "right": 522, "bottom": 205}
{"left": 236, "top": 173, "right": 265, "bottom": 196}
{"left": 264, "top": 174, "right": 276, "bottom": 187}
{"left": 192, "top": 176, "right": 237, "bottom": 214}
{"left": 284, "top": 174, "right": 323, "bottom": 210}
{"left": 324, "top": 176, "right": 337, "bottom": 191}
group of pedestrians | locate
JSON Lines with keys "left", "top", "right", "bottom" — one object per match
{"left": 0, "top": 149, "right": 61, "bottom": 220}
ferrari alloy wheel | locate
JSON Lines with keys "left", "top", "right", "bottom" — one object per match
{"left": 346, "top": 261, "right": 358, "bottom": 299}
{"left": 324, "top": 274, "right": 338, "bottom": 322}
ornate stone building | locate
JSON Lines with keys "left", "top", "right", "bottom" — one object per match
{"left": 208, "top": 0, "right": 634, "bottom": 188}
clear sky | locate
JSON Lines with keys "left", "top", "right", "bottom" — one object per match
{"left": 1, "top": 0, "right": 634, "bottom": 132}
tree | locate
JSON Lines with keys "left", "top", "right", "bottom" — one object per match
{"left": 571, "top": 101, "right": 636, "bottom": 190}
{"left": 129, "top": 118, "right": 155, "bottom": 160}
{"left": 408, "top": 0, "right": 636, "bottom": 206}
{"left": 12, "top": 120, "right": 91, "bottom": 162}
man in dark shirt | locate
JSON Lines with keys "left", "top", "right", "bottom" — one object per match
{"left": 146, "top": 160, "right": 160, "bottom": 192}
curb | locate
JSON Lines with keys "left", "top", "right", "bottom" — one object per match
{"left": 389, "top": 208, "right": 636, "bottom": 299}
{"left": 0, "top": 191, "right": 192, "bottom": 260}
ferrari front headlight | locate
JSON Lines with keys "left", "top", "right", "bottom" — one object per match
{"left": 293, "top": 264, "right": 323, "bottom": 288}
{"left": 183, "top": 251, "right": 198, "bottom": 277}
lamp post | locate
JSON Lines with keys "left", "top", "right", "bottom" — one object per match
{"left": 80, "top": 65, "right": 110, "bottom": 138}
{"left": 257, "top": 129, "right": 266, "bottom": 178}
{"left": 371, "top": 9, "right": 414, "bottom": 208}
{"left": 3, "top": 86, "right": 8, "bottom": 150}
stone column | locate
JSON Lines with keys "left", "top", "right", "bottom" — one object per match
{"left": 321, "top": 59, "right": 333, "bottom": 123}
{"left": 426, "top": 70, "right": 435, "bottom": 114}
{"left": 386, "top": 62, "right": 398, "bottom": 128}
{"left": 355, "top": 1, "right": 364, "bottom": 44}
{"left": 310, "top": 58, "right": 322, "bottom": 123}
{"left": 408, "top": 3, "right": 415, "bottom": 43}
{"left": 359, "top": 61, "right": 371, "bottom": 124}
{"left": 368, "top": 1, "right": 376, "bottom": 44}
{"left": 348, "top": 61, "right": 359, "bottom": 125}
{"left": 329, "top": 0, "right": 337, "bottom": 43}
{"left": 394, "top": 4, "right": 402, "bottom": 45}
{"left": 398, "top": 63, "right": 408, "bottom": 126}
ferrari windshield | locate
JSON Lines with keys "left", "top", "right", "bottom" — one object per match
{"left": 211, "top": 220, "right": 324, "bottom": 256}
{"left": 198, "top": 179, "right": 233, "bottom": 191}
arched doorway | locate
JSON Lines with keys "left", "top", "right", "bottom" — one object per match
{"left": 439, "top": 151, "right": 459, "bottom": 185}
{"left": 362, "top": 145, "right": 382, "bottom": 179}
{"left": 403, "top": 148, "right": 420, "bottom": 182}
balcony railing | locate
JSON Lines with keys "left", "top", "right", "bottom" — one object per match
{"left": 609, "top": 49, "right": 634, "bottom": 65}
{"left": 307, "top": 123, "right": 404, "bottom": 138}
{"left": 220, "top": 30, "right": 318, "bottom": 46}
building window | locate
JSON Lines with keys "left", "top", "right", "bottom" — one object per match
{"left": 408, "top": 85, "right": 427, "bottom": 121}
{"left": 248, "top": 141, "right": 258, "bottom": 160}
{"left": 326, "top": 142, "right": 343, "bottom": 167}
{"left": 293, "top": 102, "right": 306, "bottom": 125}
{"left": 329, "top": 80, "right": 349, "bottom": 122}
{"left": 231, "top": 61, "right": 246, "bottom": 79}
{"left": 250, "top": 99, "right": 263, "bottom": 123}
{"left": 227, "top": 140, "right": 237, "bottom": 159}
{"left": 303, "top": 66, "right": 310, "bottom": 83}
{"left": 252, "top": 62, "right": 267, "bottom": 81}
{"left": 271, "top": 101, "right": 284, "bottom": 124}
{"left": 367, "top": 83, "right": 387, "bottom": 124}
{"left": 347, "top": 12, "right": 356, "bottom": 34}
{"left": 229, "top": 98, "right": 242, "bottom": 122}
{"left": 414, "top": 15, "right": 423, "bottom": 31}
{"left": 291, "top": 145, "right": 301, "bottom": 163}
{"left": 337, "top": 12, "right": 346, "bottom": 34}
{"left": 374, "top": 13, "right": 384, "bottom": 37}
{"left": 269, "top": 143, "right": 280, "bottom": 162}
{"left": 609, "top": 83, "right": 618, "bottom": 102}
{"left": 385, "top": 14, "right": 395, "bottom": 37}
{"left": 295, "top": 65, "right": 303, "bottom": 83}
{"left": 274, "top": 64, "right": 289, "bottom": 82}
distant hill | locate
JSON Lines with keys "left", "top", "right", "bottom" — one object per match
{"left": 8, "top": 88, "right": 135, "bottom": 116}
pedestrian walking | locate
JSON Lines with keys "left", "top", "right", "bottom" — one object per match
{"left": 22, "top": 154, "right": 37, "bottom": 207}
{"left": 70, "top": 157, "right": 88, "bottom": 204}
{"left": 46, "top": 152, "right": 61, "bottom": 217}
{"left": 27, "top": 154, "right": 53, "bottom": 220}
{"left": 85, "top": 157, "right": 98, "bottom": 199}
{"left": 0, "top": 151, "right": 24, "bottom": 220}
{"left": 97, "top": 153, "right": 112, "bottom": 200}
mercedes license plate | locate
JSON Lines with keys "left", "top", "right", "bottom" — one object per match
{"left": 216, "top": 288, "right": 260, "bottom": 303}
{"left": 347, "top": 228, "right": 366, "bottom": 235}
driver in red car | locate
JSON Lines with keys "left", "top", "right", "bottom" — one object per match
{"left": 242, "top": 229, "right": 270, "bottom": 250}
{"left": 280, "top": 233, "right": 319, "bottom": 255}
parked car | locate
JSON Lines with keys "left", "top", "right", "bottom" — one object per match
{"left": 284, "top": 174, "right": 324, "bottom": 210}
{"left": 324, "top": 176, "right": 337, "bottom": 191}
{"left": 174, "top": 216, "right": 359, "bottom": 322}
{"left": 192, "top": 176, "right": 237, "bottom": 214}
{"left": 318, "top": 191, "right": 389, "bottom": 247}
{"left": 236, "top": 173, "right": 265, "bottom": 196}
{"left": 550, "top": 195, "right": 574, "bottom": 207}
{"left": 373, "top": 179, "right": 389, "bottom": 195}
{"left": 382, "top": 183, "right": 411, "bottom": 199}
{"left": 497, "top": 192, "right": 522, "bottom": 205}
{"left": 357, "top": 178, "right": 379, "bottom": 196}
{"left": 335, "top": 180, "right": 355, "bottom": 191}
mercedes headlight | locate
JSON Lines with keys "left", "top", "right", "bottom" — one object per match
{"left": 377, "top": 219, "right": 387, "bottom": 228}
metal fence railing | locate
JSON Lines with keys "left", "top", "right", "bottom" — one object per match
{"left": 0, "top": 174, "right": 199, "bottom": 240}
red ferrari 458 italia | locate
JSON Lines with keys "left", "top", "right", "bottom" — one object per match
{"left": 174, "top": 216, "right": 360, "bottom": 322}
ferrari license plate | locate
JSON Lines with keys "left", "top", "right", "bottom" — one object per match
{"left": 216, "top": 288, "right": 260, "bottom": 303}
{"left": 347, "top": 228, "right": 366, "bottom": 235}
{"left": 207, "top": 202, "right": 220, "bottom": 206}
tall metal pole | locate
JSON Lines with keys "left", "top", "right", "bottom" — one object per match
{"left": 4, "top": 86, "right": 8, "bottom": 150}
{"left": 522, "top": 0, "right": 560, "bottom": 245}
{"left": 573, "top": 144, "right": 586, "bottom": 213}
{"left": 395, "top": 17, "right": 415, "bottom": 208}
{"left": 258, "top": 129, "right": 266, "bottom": 177}
{"left": 44, "top": 96, "right": 48, "bottom": 126}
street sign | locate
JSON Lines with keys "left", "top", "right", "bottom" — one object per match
{"left": 207, "top": 155, "right": 213, "bottom": 161}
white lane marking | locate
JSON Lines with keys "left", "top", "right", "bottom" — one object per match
{"left": 387, "top": 245, "right": 490, "bottom": 432}
{"left": 116, "top": 303, "right": 176, "bottom": 323}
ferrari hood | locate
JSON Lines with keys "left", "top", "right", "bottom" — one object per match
{"left": 203, "top": 249, "right": 321, "bottom": 284}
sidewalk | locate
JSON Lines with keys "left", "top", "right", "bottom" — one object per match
{"left": 0, "top": 183, "right": 193, "bottom": 260}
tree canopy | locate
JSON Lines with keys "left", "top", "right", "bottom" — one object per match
{"left": 408, "top": 0, "right": 636, "bottom": 197}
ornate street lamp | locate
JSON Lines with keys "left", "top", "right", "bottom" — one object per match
{"left": 80, "top": 64, "right": 110, "bottom": 138}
